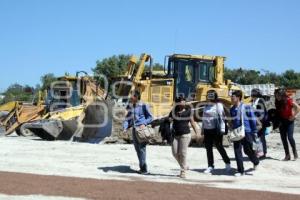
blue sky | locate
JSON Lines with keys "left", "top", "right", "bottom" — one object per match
{"left": 0, "top": 0, "right": 300, "bottom": 92}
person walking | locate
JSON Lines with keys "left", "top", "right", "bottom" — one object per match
{"left": 123, "top": 90, "right": 153, "bottom": 174}
{"left": 275, "top": 88, "right": 300, "bottom": 161}
{"left": 251, "top": 88, "right": 270, "bottom": 158}
{"left": 202, "top": 90, "right": 231, "bottom": 174}
{"left": 230, "top": 90, "right": 260, "bottom": 177}
{"left": 169, "top": 96, "right": 200, "bottom": 178}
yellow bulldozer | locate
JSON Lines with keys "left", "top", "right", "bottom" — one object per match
{"left": 20, "top": 72, "right": 113, "bottom": 143}
{"left": 114, "top": 53, "right": 245, "bottom": 119}
{"left": 112, "top": 53, "right": 248, "bottom": 143}
{"left": 0, "top": 91, "right": 46, "bottom": 136}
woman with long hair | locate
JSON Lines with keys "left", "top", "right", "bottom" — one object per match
{"left": 202, "top": 90, "right": 231, "bottom": 174}
{"left": 169, "top": 96, "right": 200, "bottom": 178}
{"left": 275, "top": 88, "right": 300, "bottom": 161}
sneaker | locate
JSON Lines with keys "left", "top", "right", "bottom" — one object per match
{"left": 204, "top": 167, "right": 214, "bottom": 174}
{"left": 234, "top": 172, "right": 245, "bottom": 177}
{"left": 180, "top": 170, "right": 186, "bottom": 178}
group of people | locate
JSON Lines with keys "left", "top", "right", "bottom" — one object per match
{"left": 123, "top": 89, "right": 300, "bottom": 178}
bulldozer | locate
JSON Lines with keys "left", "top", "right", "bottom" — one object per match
{"left": 0, "top": 91, "right": 46, "bottom": 137}
{"left": 113, "top": 53, "right": 245, "bottom": 118}
{"left": 112, "top": 53, "right": 247, "bottom": 143}
{"left": 22, "top": 72, "right": 113, "bottom": 143}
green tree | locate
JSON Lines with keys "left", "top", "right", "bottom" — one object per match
{"left": 280, "top": 70, "right": 300, "bottom": 88}
{"left": 40, "top": 73, "right": 56, "bottom": 90}
{"left": 145, "top": 63, "right": 164, "bottom": 71}
{"left": 224, "top": 67, "right": 300, "bottom": 88}
{"left": 93, "top": 54, "right": 131, "bottom": 82}
{"left": 2, "top": 84, "right": 34, "bottom": 103}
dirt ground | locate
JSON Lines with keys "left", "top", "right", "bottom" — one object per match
{"left": 0, "top": 171, "right": 299, "bottom": 200}
{"left": 0, "top": 117, "right": 299, "bottom": 199}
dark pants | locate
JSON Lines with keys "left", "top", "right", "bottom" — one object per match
{"left": 279, "top": 120, "right": 296, "bottom": 156}
{"left": 234, "top": 133, "right": 260, "bottom": 173}
{"left": 132, "top": 128, "right": 147, "bottom": 171}
{"left": 258, "top": 128, "right": 267, "bottom": 156}
{"left": 204, "top": 129, "right": 231, "bottom": 168}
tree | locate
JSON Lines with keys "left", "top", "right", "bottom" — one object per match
{"left": 280, "top": 70, "right": 300, "bottom": 88}
{"left": 2, "top": 83, "right": 34, "bottom": 103}
{"left": 40, "top": 73, "right": 56, "bottom": 90}
{"left": 145, "top": 63, "right": 164, "bottom": 71}
{"left": 224, "top": 67, "right": 300, "bottom": 88}
{"left": 93, "top": 55, "right": 131, "bottom": 82}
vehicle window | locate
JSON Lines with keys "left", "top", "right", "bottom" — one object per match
{"left": 209, "top": 64, "right": 215, "bottom": 82}
{"left": 198, "top": 62, "right": 214, "bottom": 82}
{"left": 199, "top": 62, "right": 209, "bottom": 81}
{"left": 185, "top": 65, "right": 193, "bottom": 82}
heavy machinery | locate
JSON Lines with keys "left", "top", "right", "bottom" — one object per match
{"left": 0, "top": 92, "right": 46, "bottom": 136}
{"left": 111, "top": 53, "right": 247, "bottom": 144}
{"left": 113, "top": 53, "right": 245, "bottom": 119}
{"left": 23, "top": 72, "right": 113, "bottom": 143}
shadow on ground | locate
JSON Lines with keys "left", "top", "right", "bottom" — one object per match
{"left": 98, "top": 165, "right": 178, "bottom": 178}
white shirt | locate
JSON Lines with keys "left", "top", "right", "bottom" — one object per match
{"left": 202, "top": 103, "right": 226, "bottom": 132}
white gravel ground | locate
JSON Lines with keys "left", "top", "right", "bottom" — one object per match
{"left": 0, "top": 131, "right": 299, "bottom": 196}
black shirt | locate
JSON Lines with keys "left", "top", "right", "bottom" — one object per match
{"left": 170, "top": 108, "right": 192, "bottom": 136}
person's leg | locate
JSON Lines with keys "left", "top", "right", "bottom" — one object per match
{"left": 243, "top": 134, "right": 259, "bottom": 167}
{"left": 286, "top": 121, "right": 297, "bottom": 158}
{"left": 132, "top": 129, "right": 147, "bottom": 171}
{"left": 204, "top": 131, "right": 214, "bottom": 168}
{"left": 214, "top": 134, "right": 231, "bottom": 165}
{"left": 172, "top": 136, "right": 180, "bottom": 164}
{"left": 234, "top": 140, "right": 244, "bottom": 174}
{"left": 178, "top": 134, "right": 192, "bottom": 171}
{"left": 280, "top": 122, "right": 290, "bottom": 158}
{"left": 259, "top": 129, "right": 267, "bottom": 156}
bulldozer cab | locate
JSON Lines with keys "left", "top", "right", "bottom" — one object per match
{"left": 46, "top": 77, "right": 81, "bottom": 111}
{"left": 166, "top": 54, "right": 217, "bottom": 100}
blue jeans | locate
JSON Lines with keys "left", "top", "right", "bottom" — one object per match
{"left": 234, "top": 133, "right": 260, "bottom": 173}
{"left": 132, "top": 128, "right": 147, "bottom": 171}
{"left": 279, "top": 120, "right": 296, "bottom": 156}
{"left": 258, "top": 128, "right": 267, "bottom": 156}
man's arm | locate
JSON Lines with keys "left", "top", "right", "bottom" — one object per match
{"left": 143, "top": 104, "right": 153, "bottom": 125}
{"left": 123, "top": 107, "right": 132, "bottom": 130}
{"left": 247, "top": 106, "right": 258, "bottom": 133}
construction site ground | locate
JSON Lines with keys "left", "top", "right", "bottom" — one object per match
{"left": 0, "top": 122, "right": 300, "bottom": 200}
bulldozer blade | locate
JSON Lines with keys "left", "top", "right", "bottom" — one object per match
{"left": 73, "top": 100, "right": 113, "bottom": 143}
{"left": 25, "top": 100, "right": 113, "bottom": 143}
{"left": 25, "top": 119, "right": 80, "bottom": 141}
{"left": 24, "top": 120, "right": 63, "bottom": 140}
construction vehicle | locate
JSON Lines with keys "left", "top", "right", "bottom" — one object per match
{"left": 23, "top": 72, "right": 113, "bottom": 143}
{"left": 111, "top": 53, "right": 247, "bottom": 144}
{"left": 114, "top": 53, "right": 245, "bottom": 119}
{"left": 0, "top": 91, "right": 46, "bottom": 136}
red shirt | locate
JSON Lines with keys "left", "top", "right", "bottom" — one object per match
{"left": 280, "top": 98, "right": 293, "bottom": 119}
